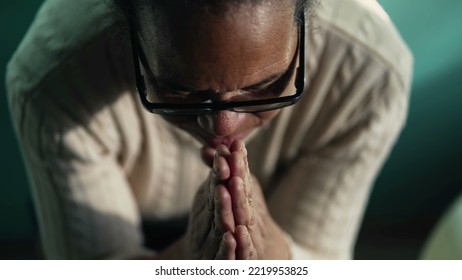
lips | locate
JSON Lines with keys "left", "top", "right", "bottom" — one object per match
{"left": 173, "top": 115, "right": 259, "bottom": 149}
{"left": 207, "top": 135, "right": 239, "bottom": 148}
{"left": 206, "top": 137, "right": 224, "bottom": 148}
{"left": 203, "top": 130, "right": 252, "bottom": 148}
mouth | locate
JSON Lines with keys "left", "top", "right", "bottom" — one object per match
{"left": 174, "top": 118, "right": 256, "bottom": 149}
{"left": 206, "top": 135, "right": 242, "bottom": 148}
{"left": 200, "top": 129, "right": 253, "bottom": 148}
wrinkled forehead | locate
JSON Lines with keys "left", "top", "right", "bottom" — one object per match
{"left": 134, "top": 0, "right": 293, "bottom": 17}
{"left": 134, "top": 0, "right": 296, "bottom": 41}
{"left": 133, "top": 0, "right": 298, "bottom": 89}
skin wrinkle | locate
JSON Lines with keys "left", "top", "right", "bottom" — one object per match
{"left": 139, "top": 4, "right": 297, "bottom": 94}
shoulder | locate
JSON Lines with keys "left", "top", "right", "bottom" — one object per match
{"left": 5, "top": 0, "right": 140, "bottom": 161}
{"left": 282, "top": 0, "right": 413, "bottom": 155}
{"left": 6, "top": 0, "right": 123, "bottom": 97}
{"left": 311, "top": 0, "right": 413, "bottom": 87}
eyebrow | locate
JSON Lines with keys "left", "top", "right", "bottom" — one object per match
{"left": 242, "top": 69, "right": 289, "bottom": 90}
{"left": 156, "top": 67, "right": 290, "bottom": 93}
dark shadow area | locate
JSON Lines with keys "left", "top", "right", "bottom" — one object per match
{"left": 0, "top": 196, "right": 41, "bottom": 260}
{"left": 142, "top": 215, "right": 188, "bottom": 252}
{"left": 0, "top": 237, "right": 41, "bottom": 260}
{"left": 0, "top": 199, "right": 188, "bottom": 259}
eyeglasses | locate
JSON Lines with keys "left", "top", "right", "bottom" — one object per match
{"left": 128, "top": 14, "right": 305, "bottom": 116}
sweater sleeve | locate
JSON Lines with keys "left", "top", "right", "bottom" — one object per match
{"left": 268, "top": 53, "right": 411, "bottom": 259}
{"left": 261, "top": 0, "right": 413, "bottom": 260}
{"left": 270, "top": 66, "right": 410, "bottom": 259}
{"left": 8, "top": 82, "right": 153, "bottom": 260}
{"left": 6, "top": 27, "right": 154, "bottom": 259}
{"left": 8, "top": 78, "right": 155, "bottom": 260}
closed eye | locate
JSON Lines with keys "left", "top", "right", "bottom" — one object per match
{"left": 151, "top": 64, "right": 291, "bottom": 97}
{"left": 155, "top": 80, "right": 196, "bottom": 95}
{"left": 241, "top": 68, "right": 290, "bottom": 92}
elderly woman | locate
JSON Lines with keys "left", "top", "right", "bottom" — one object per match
{"left": 6, "top": 0, "right": 412, "bottom": 259}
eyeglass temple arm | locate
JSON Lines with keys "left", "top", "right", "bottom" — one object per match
{"left": 295, "top": 12, "right": 305, "bottom": 93}
{"left": 128, "top": 18, "right": 147, "bottom": 96}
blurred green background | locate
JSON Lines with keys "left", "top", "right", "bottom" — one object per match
{"left": 1, "top": 1, "right": 461, "bottom": 259}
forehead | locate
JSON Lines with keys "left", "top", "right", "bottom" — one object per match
{"left": 137, "top": 2, "right": 298, "bottom": 91}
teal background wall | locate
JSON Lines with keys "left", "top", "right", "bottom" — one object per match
{"left": 1, "top": 1, "right": 44, "bottom": 258}
{"left": 1, "top": 1, "right": 461, "bottom": 259}
{"left": 355, "top": 0, "right": 462, "bottom": 259}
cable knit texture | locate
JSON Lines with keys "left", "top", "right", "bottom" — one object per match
{"left": 6, "top": 0, "right": 412, "bottom": 259}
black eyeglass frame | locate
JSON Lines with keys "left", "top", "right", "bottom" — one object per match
{"left": 128, "top": 12, "right": 305, "bottom": 116}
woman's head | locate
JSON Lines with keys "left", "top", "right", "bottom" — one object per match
{"left": 113, "top": 0, "right": 313, "bottom": 23}
{"left": 112, "top": 0, "right": 315, "bottom": 151}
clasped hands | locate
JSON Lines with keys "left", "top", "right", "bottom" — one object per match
{"left": 184, "top": 140, "right": 290, "bottom": 259}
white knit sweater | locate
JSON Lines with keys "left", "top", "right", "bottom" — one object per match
{"left": 6, "top": 0, "right": 412, "bottom": 259}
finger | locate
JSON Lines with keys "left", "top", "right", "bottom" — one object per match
{"left": 214, "top": 184, "right": 235, "bottom": 233}
{"left": 192, "top": 184, "right": 227, "bottom": 258}
{"left": 205, "top": 185, "right": 234, "bottom": 244}
{"left": 230, "top": 140, "right": 249, "bottom": 172}
{"left": 229, "top": 176, "right": 253, "bottom": 226}
{"left": 229, "top": 151, "right": 246, "bottom": 179}
{"left": 228, "top": 151, "right": 252, "bottom": 198}
{"left": 215, "top": 231, "right": 237, "bottom": 260}
{"left": 230, "top": 140, "right": 247, "bottom": 158}
{"left": 235, "top": 225, "right": 257, "bottom": 260}
{"left": 203, "top": 142, "right": 240, "bottom": 168}
{"left": 213, "top": 154, "right": 230, "bottom": 182}
{"left": 201, "top": 146, "right": 216, "bottom": 168}
{"left": 216, "top": 144, "right": 232, "bottom": 158}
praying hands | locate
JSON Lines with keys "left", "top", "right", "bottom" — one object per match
{"left": 183, "top": 140, "right": 290, "bottom": 259}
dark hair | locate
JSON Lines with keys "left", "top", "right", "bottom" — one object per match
{"left": 111, "top": 0, "right": 317, "bottom": 24}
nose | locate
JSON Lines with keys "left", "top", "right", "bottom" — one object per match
{"left": 197, "top": 110, "right": 246, "bottom": 137}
